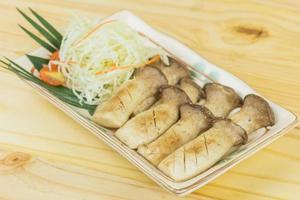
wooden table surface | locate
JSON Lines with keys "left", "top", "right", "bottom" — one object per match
{"left": 0, "top": 0, "right": 300, "bottom": 199}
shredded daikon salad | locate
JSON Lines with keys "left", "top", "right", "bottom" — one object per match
{"left": 51, "top": 17, "right": 168, "bottom": 105}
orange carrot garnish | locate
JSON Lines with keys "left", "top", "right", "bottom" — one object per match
{"left": 74, "top": 20, "right": 116, "bottom": 46}
{"left": 49, "top": 50, "right": 60, "bottom": 70}
{"left": 95, "top": 65, "right": 131, "bottom": 75}
{"left": 39, "top": 65, "right": 65, "bottom": 86}
{"left": 145, "top": 55, "right": 160, "bottom": 65}
{"left": 94, "top": 55, "right": 161, "bottom": 76}
{"left": 50, "top": 50, "right": 59, "bottom": 61}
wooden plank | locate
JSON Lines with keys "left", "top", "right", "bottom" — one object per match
{"left": 0, "top": 0, "right": 299, "bottom": 199}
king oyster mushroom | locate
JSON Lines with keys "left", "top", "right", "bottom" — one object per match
{"left": 132, "top": 96, "right": 158, "bottom": 116}
{"left": 92, "top": 66, "right": 167, "bottom": 128}
{"left": 153, "top": 57, "right": 190, "bottom": 85}
{"left": 230, "top": 94, "right": 275, "bottom": 134}
{"left": 133, "top": 77, "right": 204, "bottom": 116}
{"left": 132, "top": 57, "right": 190, "bottom": 116}
{"left": 201, "top": 83, "right": 242, "bottom": 118}
{"left": 178, "top": 78, "right": 205, "bottom": 103}
{"left": 115, "top": 86, "right": 190, "bottom": 149}
{"left": 138, "top": 104, "right": 214, "bottom": 165}
{"left": 158, "top": 119, "right": 247, "bottom": 181}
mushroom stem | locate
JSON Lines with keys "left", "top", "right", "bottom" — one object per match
{"left": 201, "top": 83, "right": 242, "bottom": 118}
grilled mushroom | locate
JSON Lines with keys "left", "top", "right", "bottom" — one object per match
{"left": 132, "top": 96, "right": 157, "bottom": 116}
{"left": 158, "top": 119, "right": 247, "bottom": 181}
{"left": 132, "top": 77, "right": 204, "bottom": 116}
{"left": 178, "top": 78, "right": 205, "bottom": 103}
{"left": 153, "top": 57, "right": 189, "bottom": 85}
{"left": 92, "top": 66, "right": 167, "bottom": 128}
{"left": 201, "top": 83, "right": 242, "bottom": 118}
{"left": 132, "top": 57, "right": 190, "bottom": 116}
{"left": 230, "top": 94, "right": 275, "bottom": 134}
{"left": 138, "top": 104, "right": 214, "bottom": 165}
{"left": 115, "top": 86, "right": 190, "bottom": 149}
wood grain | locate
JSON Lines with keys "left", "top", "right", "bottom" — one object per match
{"left": 0, "top": 0, "right": 299, "bottom": 199}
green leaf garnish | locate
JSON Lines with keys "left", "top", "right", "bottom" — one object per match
{"left": 7, "top": 9, "right": 97, "bottom": 115}
{"left": 19, "top": 24, "right": 57, "bottom": 52}
{"left": 26, "top": 54, "right": 49, "bottom": 71}
{"left": 29, "top": 8, "right": 63, "bottom": 42}
{"left": 17, "top": 8, "right": 61, "bottom": 49}
{"left": 0, "top": 57, "right": 96, "bottom": 115}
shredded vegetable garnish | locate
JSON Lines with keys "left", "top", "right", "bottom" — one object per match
{"left": 54, "top": 17, "right": 168, "bottom": 105}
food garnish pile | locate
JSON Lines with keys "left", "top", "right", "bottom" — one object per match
{"left": 0, "top": 9, "right": 275, "bottom": 181}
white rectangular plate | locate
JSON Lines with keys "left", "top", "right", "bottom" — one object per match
{"left": 13, "top": 10, "right": 298, "bottom": 196}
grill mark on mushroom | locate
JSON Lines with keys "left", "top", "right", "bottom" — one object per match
{"left": 172, "top": 153, "right": 176, "bottom": 175}
{"left": 125, "top": 88, "right": 132, "bottom": 100}
{"left": 172, "top": 129, "right": 178, "bottom": 138}
{"left": 138, "top": 104, "right": 214, "bottom": 165}
{"left": 117, "top": 96, "right": 126, "bottom": 112}
{"left": 194, "top": 149, "right": 198, "bottom": 166}
{"left": 152, "top": 109, "right": 158, "bottom": 134}
{"left": 203, "top": 135, "right": 209, "bottom": 157}
{"left": 92, "top": 66, "right": 167, "bottom": 128}
{"left": 183, "top": 146, "right": 186, "bottom": 173}
{"left": 115, "top": 86, "right": 190, "bottom": 149}
{"left": 158, "top": 119, "right": 247, "bottom": 181}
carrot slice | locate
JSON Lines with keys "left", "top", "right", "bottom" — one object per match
{"left": 49, "top": 50, "right": 60, "bottom": 71}
{"left": 50, "top": 50, "right": 59, "bottom": 61}
{"left": 39, "top": 66, "right": 65, "bottom": 86}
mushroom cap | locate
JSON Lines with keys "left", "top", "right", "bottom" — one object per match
{"left": 178, "top": 78, "right": 205, "bottom": 103}
{"left": 179, "top": 103, "right": 214, "bottom": 123}
{"left": 151, "top": 57, "right": 189, "bottom": 85}
{"left": 134, "top": 65, "right": 168, "bottom": 84}
{"left": 230, "top": 94, "right": 275, "bottom": 134}
{"left": 203, "top": 83, "right": 242, "bottom": 118}
{"left": 158, "top": 85, "right": 192, "bottom": 105}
